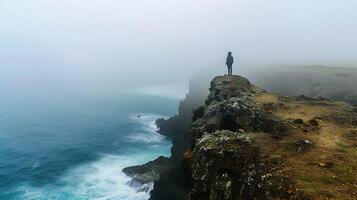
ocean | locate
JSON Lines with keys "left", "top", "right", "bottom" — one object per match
{"left": 0, "top": 83, "right": 187, "bottom": 200}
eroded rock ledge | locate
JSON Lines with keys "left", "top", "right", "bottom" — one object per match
{"left": 186, "top": 75, "right": 297, "bottom": 199}
{"left": 128, "top": 75, "right": 357, "bottom": 200}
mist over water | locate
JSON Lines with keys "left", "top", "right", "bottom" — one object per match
{"left": 0, "top": 84, "right": 186, "bottom": 200}
{"left": 1, "top": 0, "right": 357, "bottom": 93}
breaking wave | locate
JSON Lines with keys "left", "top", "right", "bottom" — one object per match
{"left": 14, "top": 113, "right": 171, "bottom": 200}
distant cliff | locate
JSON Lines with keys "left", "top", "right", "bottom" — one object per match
{"left": 247, "top": 65, "right": 357, "bottom": 104}
{"left": 127, "top": 75, "right": 357, "bottom": 199}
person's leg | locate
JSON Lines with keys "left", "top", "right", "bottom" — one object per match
{"left": 228, "top": 66, "right": 232, "bottom": 75}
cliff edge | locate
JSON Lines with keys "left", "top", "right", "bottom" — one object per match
{"left": 132, "top": 75, "right": 357, "bottom": 199}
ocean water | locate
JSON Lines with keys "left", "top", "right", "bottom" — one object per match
{"left": 0, "top": 84, "right": 187, "bottom": 200}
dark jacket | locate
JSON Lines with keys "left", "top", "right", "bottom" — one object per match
{"left": 226, "top": 55, "right": 234, "bottom": 66}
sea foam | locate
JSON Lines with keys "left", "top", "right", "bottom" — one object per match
{"left": 16, "top": 113, "right": 171, "bottom": 200}
{"left": 125, "top": 113, "right": 167, "bottom": 143}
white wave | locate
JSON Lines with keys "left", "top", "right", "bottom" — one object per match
{"left": 71, "top": 155, "right": 150, "bottom": 200}
{"left": 133, "top": 82, "right": 188, "bottom": 100}
{"left": 125, "top": 113, "right": 167, "bottom": 143}
{"left": 17, "top": 151, "right": 170, "bottom": 200}
{"left": 15, "top": 115, "right": 171, "bottom": 200}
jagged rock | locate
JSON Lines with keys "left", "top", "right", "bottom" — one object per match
{"left": 191, "top": 81, "right": 287, "bottom": 143}
{"left": 186, "top": 76, "right": 299, "bottom": 199}
{"left": 150, "top": 75, "right": 298, "bottom": 200}
{"left": 133, "top": 171, "right": 160, "bottom": 184}
{"left": 128, "top": 179, "right": 154, "bottom": 193}
{"left": 155, "top": 117, "right": 180, "bottom": 137}
{"left": 190, "top": 130, "right": 295, "bottom": 199}
{"left": 150, "top": 74, "right": 357, "bottom": 200}
{"left": 191, "top": 130, "right": 261, "bottom": 199}
{"left": 205, "top": 75, "right": 256, "bottom": 105}
{"left": 145, "top": 72, "right": 357, "bottom": 200}
{"left": 122, "top": 156, "right": 172, "bottom": 185}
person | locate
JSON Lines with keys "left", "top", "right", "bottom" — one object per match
{"left": 225, "top": 51, "right": 234, "bottom": 75}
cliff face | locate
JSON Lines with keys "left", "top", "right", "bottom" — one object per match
{"left": 137, "top": 75, "right": 357, "bottom": 199}
{"left": 149, "top": 77, "right": 208, "bottom": 200}
{"left": 156, "top": 75, "right": 209, "bottom": 161}
{"left": 123, "top": 76, "right": 209, "bottom": 200}
{"left": 188, "top": 75, "right": 294, "bottom": 199}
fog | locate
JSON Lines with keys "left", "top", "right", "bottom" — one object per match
{"left": 1, "top": 0, "right": 356, "bottom": 98}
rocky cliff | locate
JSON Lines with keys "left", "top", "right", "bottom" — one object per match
{"left": 127, "top": 75, "right": 357, "bottom": 199}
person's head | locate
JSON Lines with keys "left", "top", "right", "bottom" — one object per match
{"left": 228, "top": 51, "right": 232, "bottom": 56}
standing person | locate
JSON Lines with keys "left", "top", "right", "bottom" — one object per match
{"left": 226, "top": 51, "right": 234, "bottom": 75}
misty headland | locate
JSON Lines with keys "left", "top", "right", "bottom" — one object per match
{"left": 1, "top": 0, "right": 357, "bottom": 200}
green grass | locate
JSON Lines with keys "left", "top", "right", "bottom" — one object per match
{"left": 319, "top": 175, "right": 335, "bottom": 184}
{"left": 337, "top": 142, "right": 350, "bottom": 149}
{"left": 334, "top": 165, "right": 348, "bottom": 174}
{"left": 299, "top": 175, "right": 314, "bottom": 183}
{"left": 270, "top": 154, "right": 283, "bottom": 164}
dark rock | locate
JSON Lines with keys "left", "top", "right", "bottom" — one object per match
{"left": 296, "top": 95, "right": 315, "bottom": 101}
{"left": 127, "top": 179, "right": 154, "bottom": 193}
{"left": 293, "top": 119, "right": 304, "bottom": 124}
{"left": 190, "top": 130, "right": 295, "bottom": 199}
{"left": 155, "top": 117, "right": 179, "bottom": 137}
{"left": 150, "top": 75, "right": 303, "bottom": 200}
{"left": 294, "top": 139, "right": 312, "bottom": 153}
{"left": 205, "top": 75, "right": 255, "bottom": 105}
{"left": 191, "top": 96, "right": 287, "bottom": 144}
{"left": 122, "top": 156, "right": 172, "bottom": 185}
{"left": 192, "top": 105, "right": 206, "bottom": 121}
{"left": 132, "top": 171, "right": 160, "bottom": 184}
{"left": 309, "top": 119, "right": 319, "bottom": 126}
{"left": 149, "top": 165, "right": 189, "bottom": 200}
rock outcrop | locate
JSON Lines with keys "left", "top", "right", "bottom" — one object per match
{"left": 185, "top": 75, "right": 298, "bottom": 199}
{"left": 130, "top": 75, "right": 357, "bottom": 199}
{"left": 122, "top": 156, "right": 172, "bottom": 193}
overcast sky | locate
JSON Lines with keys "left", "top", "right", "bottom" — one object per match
{"left": 1, "top": 0, "right": 356, "bottom": 95}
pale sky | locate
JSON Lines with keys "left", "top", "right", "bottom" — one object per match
{"left": 0, "top": 0, "right": 356, "bottom": 95}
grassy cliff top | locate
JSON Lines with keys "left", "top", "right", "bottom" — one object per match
{"left": 252, "top": 91, "right": 357, "bottom": 199}
{"left": 190, "top": 75, "right": 357, "bottom": 199}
